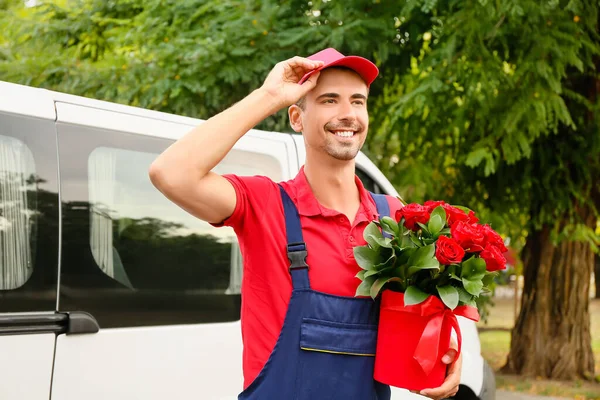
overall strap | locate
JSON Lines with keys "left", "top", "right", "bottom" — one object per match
{"left": 278, "top": 185, "right": 310, "bottom": 290}
{"left": 370, "top": 193, "right": 391, "bottom": 239}
{"left": 370, "top": 192, "right": 391, "bottom": 218}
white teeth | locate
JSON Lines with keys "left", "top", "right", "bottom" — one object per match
{"left": 334, "top": 131, "right": 354, "bottom": 138}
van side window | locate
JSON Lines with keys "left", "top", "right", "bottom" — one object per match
{"left": 57, "top": 122, "right": 283, "bottom": 328}
{"left": 356, "top": 168, "right": 384, "bottom": 195}
{"left": 0, "top": 112, "right": 59, "bottom": 313}
{"left": 0, "top": 135, "right": 37, "bottom": 290}
{"left": 86, "top": 146, "right": 248, "bottom": 294}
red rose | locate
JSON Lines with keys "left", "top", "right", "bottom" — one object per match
{"left": 450, "top": 221, "right": 486, "bottom": 253}
{"left": 435, "top": 235, "right": 465, "bottom": 265}
{"left": 442, "top": 205, "right": 479, "bottom": 227}
{"left": 481, "top": 244, "right": 507, "bottom": 272}
{"left": 480, "top": 224, "right": 507, "bottom": 252}
{"left": 465, "top": 210, "right": 479, "bottom": 224}
{"left": 424, "top": 200, "right": 447, "bottom": 213}
{"left": 396, "top": 203, "right": 431, "bottom": 231}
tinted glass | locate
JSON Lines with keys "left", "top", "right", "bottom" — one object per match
{"left": 0, "top": 112, "right": 59, "bottom": 312}
{"left": 57, "top": 121, "right": 283, "bottom": 328}
{"left": 356, "top": 167, "right": 384, "bottom": 194}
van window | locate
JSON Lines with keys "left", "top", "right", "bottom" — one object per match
{"left": 0, "top": 112, "right": 59, "bottom": 313}
{"left": 86, "top": 146, "right": 247, "bottom": 294}
{"left": 356, "top": 167, "right": 384, "bottom": 194}
{"left": 0, "top": 135, "right": 37, "bottom": 290}
{"left": 57, "top": 121, "right": 284, "bottom": 328}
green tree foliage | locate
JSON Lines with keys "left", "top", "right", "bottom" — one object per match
{"left": 370, "top": 0, "right": 600, "bottom": 245}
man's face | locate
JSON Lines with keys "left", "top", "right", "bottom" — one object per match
{"left": 290, "top": 68, "right": 369, "bottom": 161}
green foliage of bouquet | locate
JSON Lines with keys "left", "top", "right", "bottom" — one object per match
{"left": 355, "top": 200, "right": 507, "bottom": 310}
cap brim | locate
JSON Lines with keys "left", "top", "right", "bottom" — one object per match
{"left": 299, "top": 55, "right": 379, "bottom": 86}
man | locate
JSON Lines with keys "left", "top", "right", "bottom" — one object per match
{"left": 149, "top": 48, "right": 461, "bottom": 399}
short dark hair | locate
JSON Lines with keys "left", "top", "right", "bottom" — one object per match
{"left": 294, "top": 66, "right": 366, "bottom": 110}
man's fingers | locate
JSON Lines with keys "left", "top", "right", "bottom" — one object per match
{"left": 442, "top": 348, "right": 458, "bottom": 364}
{"left": 286, "top": 56, "right": 323, "bottom": 71}
{"left": 420, "top": 379, "right": 458, "bottom": 400}
{"left": 301, "top": 71, "right": 320, "bottom": 87}
{"left": 420, "top": 358, "right": 461, "bottom": 399}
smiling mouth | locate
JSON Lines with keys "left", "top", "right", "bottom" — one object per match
{"left": 329, "top": 129, "right": 358, "bottom": 138}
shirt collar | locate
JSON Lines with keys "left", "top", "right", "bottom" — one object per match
{"left": 289, "top": 166, "right": 379, "bottom": 222}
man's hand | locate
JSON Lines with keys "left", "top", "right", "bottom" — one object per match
{"left": 260, "top": 56, "right": 324, "bottom": 109}
{"left": 419, "top": 339, "right": 462, "bottom": 400}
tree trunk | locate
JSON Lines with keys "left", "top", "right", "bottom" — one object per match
{"left": 502, "top": 214, "right": 596, "bottom": 380}
{"left": 595, "top": 253, "right": 600, "bottom": 299}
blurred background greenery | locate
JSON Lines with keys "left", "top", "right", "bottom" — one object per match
{"left": 1, "top": 0, "right": 599, "bottom": 397}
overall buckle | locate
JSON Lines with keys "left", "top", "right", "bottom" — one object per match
{"left": 287, "top": 242, "right": 309, "bottom": 270}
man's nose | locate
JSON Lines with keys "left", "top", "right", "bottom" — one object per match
{"left": 337, "top": 101, "right": 357, "bottom": 121}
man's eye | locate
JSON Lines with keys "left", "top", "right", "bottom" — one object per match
{"left": 323, "top": 99, "right": 335, "bottom": 104}
{"left": 353, "top": 101, "right": 365, "bottom": 105}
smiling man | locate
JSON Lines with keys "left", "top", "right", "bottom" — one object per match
{"left": 149, "top": 48, "right": 461, "bottom": 400}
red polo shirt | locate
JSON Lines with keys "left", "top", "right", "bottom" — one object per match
{"left": 218, "top": 167, "right": 402, "bottom": 389}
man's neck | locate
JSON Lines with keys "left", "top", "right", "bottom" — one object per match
{"left": 303, "top": 152, "right": 361, "bottom": 222}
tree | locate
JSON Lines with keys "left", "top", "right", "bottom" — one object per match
{"left": 1, "top": 0, "right": 599, "bottom": 381}
{"left": 366, "top": 1, "right": 600, "bottom": 380}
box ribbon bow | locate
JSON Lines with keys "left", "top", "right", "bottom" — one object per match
{"left": 383, "top": 293, "right": 480, "bottom": 376}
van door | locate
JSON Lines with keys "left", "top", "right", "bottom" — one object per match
{"left": 0, "top": 82, "right": 61, "bottom": 399}
{"left": 50, "top": 101, "right": 297, "bottom": 400}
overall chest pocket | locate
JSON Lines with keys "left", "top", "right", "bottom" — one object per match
{"left": 296, "top": 318, "right": 379, "bottom": 400}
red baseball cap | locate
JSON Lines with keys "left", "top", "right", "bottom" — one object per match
{"left": 298, "top": 48, "right": 379, "bottom": 86}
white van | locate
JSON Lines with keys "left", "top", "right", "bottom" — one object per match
{"left": 0, "top": 80, "right": 495, "bottom": 400}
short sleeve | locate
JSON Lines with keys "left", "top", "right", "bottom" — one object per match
{"left": 211, "top": 174, "right": 278, "bottom": 232}
{"left": 386, "top": 195, "right": 404, "bottom": 220}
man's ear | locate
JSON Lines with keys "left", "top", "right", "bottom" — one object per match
{"left": 288, "top": 104, "right": 303, "bottom": 133}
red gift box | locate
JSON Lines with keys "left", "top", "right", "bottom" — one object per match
{"left": 374, "top": 291, "right": 480, "bottom": 391}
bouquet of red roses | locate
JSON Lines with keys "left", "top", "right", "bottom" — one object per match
{"left": 354, "top": 200, "right": 506, "bottom": 391}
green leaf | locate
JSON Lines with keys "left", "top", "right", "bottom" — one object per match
{"left": 409, "top": 233, "right": 423, "bottom": 247}
{"left": 404, "top": 285, "right": 429, "bottom": 306}
{"left": 397, "top": 247, "right": 416, "bottom": 265}
{"left": 353, "top": 246, "right": 379, "bottom": 270}
{"left": 364, "top": 269, "right": 380, "bottom": 278}
{"left": 363, "top": 222, "right": 383, "bottom": 249}
{"left": 402, "top": 232, "right": 419, "bottom": 248}
{"left": 439, "top": 228, "right": 451, "bottom": 236}
{"left": 429, "top": 206, "right": 446, "bottom": 234}
{"left": 431, "top": 206, "right": 447, "bottom": 222}
{"left": 356, "top": 270, "right": 366, "bottom": 280}
{"left": 417, "top": 222, "right": 430, "bottom": 234}
{"left": 380, "top": 216, "right": 400, "bottom": 237}
{"left": 370, "top": 276, "right": 401, "bottom": 299}
{"left": 437, "top": 285, "right": 459, "bottom": 309}
{"left": 445, "top": 265, "right": 462, "bottom": 281}
{"left": 462, "top": 277, "right": 484, "bottom": 296}
{"left": 407, "top": 256, "right": 440, "bottom": 276}
{"left": 465, "top": 148, "right": 487, "bottom": 168}
{"left": 456, "top": 286, "right": 473, "bottom": 304}
{"left": 428, "top": 214, "right": 444, "bottom": 235}
{"left": 371, "top": 236, "right": 393, "bottom": 248}
{"left": 355, "top": 276, "right": 376, "bottom": 297}
{"left": 482, "top": 272, "right": 497, "bottom": 287}
{"left": 452, "top": 205, "right": 473, "bottom": 215}
{"left": 374, "top": 251, "right": 396, "bottom": 270}
{"left": 461, "top": 256, "right": 487, "bottom": 280}
{"left": 407, "top": 244, "right": 436, "bottom": 267}
{"left": 466, "top": 298, "right": 478, "bottom": 307}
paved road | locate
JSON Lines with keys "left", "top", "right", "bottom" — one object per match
{"left": 497, "top": 390, "right": 568, "bottom": 400}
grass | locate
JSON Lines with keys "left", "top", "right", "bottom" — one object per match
{"left": 478, "top": 296, "right": 600, "bottom": 399}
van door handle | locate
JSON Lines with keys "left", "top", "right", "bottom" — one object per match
{"left": 0, "top": 311, "right": 99, "bottom": 336}
{"left": 63, "top": 311, "right": 100, "bottom": 335}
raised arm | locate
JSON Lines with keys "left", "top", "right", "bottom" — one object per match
{"left": 149, "top": 57, "right": 323, "bottom": 224}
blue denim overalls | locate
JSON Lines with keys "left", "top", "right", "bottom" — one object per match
{"left": 238, "top": 185, "right": 392, "bottom": 400}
